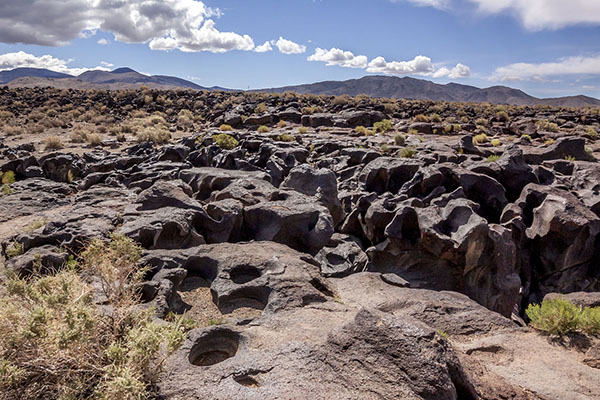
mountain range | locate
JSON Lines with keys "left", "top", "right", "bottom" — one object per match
{"left": 1, "top": 67, "right": 599, "bottom": 107}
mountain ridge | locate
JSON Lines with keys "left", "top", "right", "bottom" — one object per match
{"left": 1, "top": 67, "right": 598, "bottom": 107}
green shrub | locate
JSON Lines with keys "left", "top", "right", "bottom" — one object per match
{"left": 473, "top": 133, "right": 488, "bottom": 145}
{"left": 1, "top": 170, "right": 15, "bottom": 185}
{"left": 495, "top": 111, "right": 510, "bottom": 122}
{"left": 373, "top": 119, "right": 393, "bottom": 133}
{"left": 586, "top": 127, "right": 598, "bottom": 139}
{"left": 5, "top": 241, "right": 24, "bottom": 258}
{"left": 490, "top": 139, "right": 501, "bottom": 147}
{"left": 414, "top": 114, "right": 429, "bottom": 122}
{"left": 276, "top": 134, "right": 294, "bottom": 142}
{"left": 355, "top": 126, "right": 374, "bottom": 136}
{"left": 475, "top": 117, "right": 489, "bottom": 127}
{"left": 486, "top": 155, "right": 500, "bottom": 162}
{"left": 394, "top": 134, "right": 406, "bottom": 146}
{"left": 219, "top": 124, "right": 233, "bottom": 131}
{"left": 380, "top": 144, "right": 392, "bottom": 154}
{"left": 526, "top": 298, "right": 581, "bottom": 335}
{"left": 257, "top": 125, "right": 270, "bottom": 133}
{"left": 400, "top": 147, "right": 416, "bottom": 159}
{"left": 521, "top": 134, "right": 532, "bottom": 142}
{"left": 537, "top": 119, "right": 559, "bottom": 132}
{"left": 428, "top": 113, "right": 442, "bottom": 123}
{"left": 277, "top": 120, "right": 287, "bottom": 128}
{"left": 579, "top": 307, "right": 600, "bottom": 334}
{"left": 298, "top": 127, "right": 308, "bottom": 134}
{"left": 213, "top": 133, "right": 238, "bottom": 150}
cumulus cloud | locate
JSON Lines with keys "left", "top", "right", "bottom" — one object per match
{"left": 275, "top": 37, "right": 306, "bottom": 54}
{"left": 467, "top": 0, "right": 600, "bottom": 30}
{"left": 366, "top": 55, "right": 435, "bottom": 75}
{"left": 0, "top": 0, "right": 255, "bottom": 53}
{"left": 148, "top": 20, "right": 254, "bottom": 53}
{"left": 254, "top": 41, "right": 273, "bottom": 53}
{"left": 492, "top": 55, "right": 600, "bottom": 81}
{"left": 0, "top": 51, "right": 110, "bottom": 75}
{"left": 432, "top": 63, "right": 471, "bottom": 78}
{"left": 307, "top": 47, "right": 368, "bottom": 69}
{"left": 97, "top": 38, "right": 108, "bottom": 45}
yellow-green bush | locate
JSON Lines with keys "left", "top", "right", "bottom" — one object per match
{"left": 213, "top": 133, "right": 238, "bottom": 150}
{"left": 373, "top": 119, "right": 393, "bottom": 133}
{"left": 526, "top": 298, "right": 600, "bottom": 336}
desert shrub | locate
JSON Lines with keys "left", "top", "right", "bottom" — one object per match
{"left": 586, "top": 146, "right": 594, "bottom": 158}
{"left": 414, "top": 114, "right": 429, "bottom": 122}
{"left": 407, "top": 128, "right": 419, "bottom": 135}
{"left": 1, "top": 170, "right": 15, "bottom": 185}
{"left": 276, "top": 134, "right": 294, "bottom": 142}
{"left": 526, "top": 298, "right": 580, "bottom": 335}
{"left": 1, "top": 184, "right": 12, "bottom": 195}
{"left": 219, "top": 124, "right": 233, "bottom": 131}
{"left": 544, "top": 139, "right": 555, "bottom": 145}
{"left": 333, "top": 95, "right": 351, "bottom": 106}
{"left": 0, "top": 234, "right": 195, "bottom": 399}
{"left": 428, "top": 113, "right": 442, "bottom": 123}
{"left": 213, "top": 133, "right": 238, "bottom": 150}
{"left": 4, "top": 241, "right": 24, "bottom": 258}
{"left": 298, "top": 127, "right": 308, "bottom": 134}
{"left": 373, "top": 119, "right": 393, "bottom": 133}
{"left": 277, "top": 120, "right": 287, "bottom": 128}
{"left": 384, "top": 102, "right": 399, "bottom": 115}
{"left": 355, "top": 126, "right": 373, "bottom": 135}
{"left": 301, "top": 106, "right": 322, "bottom": 115}
{"left": 443, "top": 125, "right": 453, "bottom": 134}
{"left": 43, "top": 136, "right": 64, "bottom": 151}
{"left": 394, "top": 134, "right": 406, "bottom": 146}
{"left": 0, "top": 110, "right": 14, "bottom": 120}
{"left": 521, "top": 134, "right": 532, "bottom": 142}
{"left": 474, "top": 117, "right": 489, "bottom": 127}
{"left": 400, "top": 147, "right": 416, "bottom": 158}
{"left": 579, "top": 307, "right": 600, "bottom": 334}
{"left": 3, "top": 126, "right": 25, "bottom": 136}
{"left": 380, "top": 144, "right": 392, "bottom": 154}
{"left": 490, "top": 139, "right": 501, "bottom": 147}
{"left": 137, "top": 127, "right": 171, "bottom": 144}
{"left": 254, "top": 103, "right": 268, "bottom": 114}
{"left": 87, "top": 133, "right": 103, "bottom": 146}
{"left": 586, "top": 127, "right": 598, "bottom": 139}
{"left": 537, "top": 119, "right": 559, "bottom": 132}
{"left": 96, "top": 125, "right": 107, "bottom": 134}
{"left": 486, "top": 155, "right": 500, "bottom": 162}
{"left": 564, "top": 155, "right": 576, "bottom": 162}
{"left": 473, "top": 133, "right": 488, "bottom": 145}
{"left": 257, "top": 125, "right": 270, "bottom": 133}
{"left": 495, "top": 111, "right": 510, "bottom": 122}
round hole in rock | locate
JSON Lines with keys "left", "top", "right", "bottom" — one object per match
{"left": 229, "top": 264, "right": 262, "bottom": 284}
{"left": 189, "top": 329, "right": 240, "bottom": 367}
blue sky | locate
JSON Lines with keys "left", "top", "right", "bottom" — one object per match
{"left": 0, "top": 0, "right": 599, "bottom": 98}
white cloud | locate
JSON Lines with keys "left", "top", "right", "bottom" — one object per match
{"left": 467, "top": 0, "right": 600, "bottom": 30}
{"left": 275, "top": 37, "right": 306, "bottom": 55}
{"left": 492, "top": 55, "right": 600, "bottom": 81}
{"left": 367, "top": 55, "right": 435, "bottom": 75}
{"left": 0, "top": 0, "right": 255, "bottom": 53}
{"left": 432, "top": 63, "right": 471, "bottom": 78}
{"left": 254, "top": 41, "right": 273, "bottom": 53}
{"left": 307, "top": 47, "right": 368, "bottom": 69}
{"left": 97, "top": 38, "right": 108, "bottom": 45}
{"left": 100, "top": 61, "right": 114, "bottom": 68}
{"left": 390, "top": 0, "right": 450, "bottom": 10}
{"left": 149, "top": 20, "right": 254, "bottom": 53}
{"left": 0, "top": 51, "right": 110, "bottom": 75}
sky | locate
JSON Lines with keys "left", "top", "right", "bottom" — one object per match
{"left": 0, "top": 0, "right": 599, "bottom": 98}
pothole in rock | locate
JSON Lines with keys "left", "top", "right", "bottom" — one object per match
{"left": 189, "top": 329, "right": 240, "bottom": 367}
{"left": 234, "top": 374, "right": 261, "bottom": 388}
{"left": 217, "top": 286, "right": 271, "bottom": 320}
{"left": 229, "top": 264, "right": 262, "bottom": 284}
{"left": 179, "top": 275, "right": 262, "bottom": 325}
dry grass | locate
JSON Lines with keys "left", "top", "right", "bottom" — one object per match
{"left": 43, "top": 136, "right": 64, "bottom": 151}
{"left": 0, "top": 234, "right": 195, "bottom": 400}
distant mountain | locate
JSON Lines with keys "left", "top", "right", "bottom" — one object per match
{"left": 262, "top": 76, "right": 600, "bottom": 108}
{"left": 3, "top": 67, "right": 207, "bottom": 90}
{"left": 0, "top": 67, "right": 72, "bottom": 84}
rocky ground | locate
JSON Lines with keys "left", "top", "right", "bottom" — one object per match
{"left": 1, "top": 87, "right": 600, "bottom": 399}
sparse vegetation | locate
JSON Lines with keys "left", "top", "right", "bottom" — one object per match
{"left": 276, "top": 134, "right": 294, "bottom": 142}
{"left": 257, "top": 125, "right": 270, "bottom": 133}
{"left": 137, "top": 127, "right": 171, "bottom": 144}
{"left": 537, "top": 119, "right": 559, "bottom": 132}
{"left": 400, "top": 147, "right": 416, "bottom": 158}
{"left": 213, "top": 133, "right": 238, "bottom": 150}
{"left": 0, "top": 234, "right": 195, "bottom": 399}
{"left": 486, "top": 155, "right": 501, "bottom": 162}
{"left": 473, "top": 133, "right": 488, "bottom": 145}
{"left": 373, "top": 119, "right": 393, "bottom": 133}
{"left": 1, "top": 170, "right": 15, "bottom": 185}
{"left": 277, "top": 120, "right": 287, "bottom": 128}
{"left": 298, "top": 127, "right": 308, "bottom": 134}
{"left": 394, "top": 134, "right": 406, "bottom": 146}
{"left": 526, "top": 298, "right": 600, "bottom": 336}
{"left": 219, "top": 124, "right": 233, "bottom": 131}
{"left": 490, "top": 138, "right": 501, "bottom": 147}
{"left": 355, "top": 126, "right": 374, "bottom": 136}
{"left": 43, "top": 136, "right": 64, "bottom": 150}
